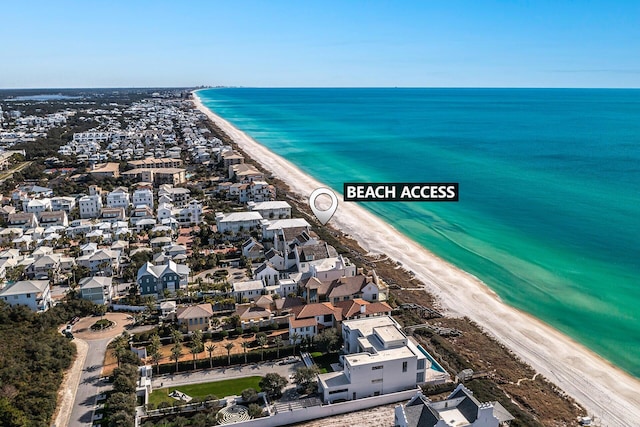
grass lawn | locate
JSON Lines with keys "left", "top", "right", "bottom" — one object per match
{"left": 311, "top": 352, "right": 340, "bottom": 374}
{"left": 149, "top": 376, "right": 263, "bottom": 406}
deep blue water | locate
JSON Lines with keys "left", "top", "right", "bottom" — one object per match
{"left": 198, "top": 88, "right": 640, "bottom": 377}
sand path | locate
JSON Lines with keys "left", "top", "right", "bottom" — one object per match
{"left": 193, "top": 92, "right": 640, "bottom": 426}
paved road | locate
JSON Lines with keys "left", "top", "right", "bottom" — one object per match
{"left": 68, "top": 337, "right": 111, "bottom": 427}
{"left": 67, "top": 313, "right": 134, "bottom": 427}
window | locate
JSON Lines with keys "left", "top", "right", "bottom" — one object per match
{"left": 26, "top": 293, "right": 31, "bottom": 298}
{"left": 402, "top": 361, "right": 408, "bottom": 372}
{"left": 417, "top": 359, "right": 425, "bottom": 370}
{"left": 372, "top": 365, "right": 383, "bottom": 370}
{"left": 416, "top": 372, "right": 425, "bottom": 383}
{"left": 371, "top": 378, "right": 383, "bottom": 384}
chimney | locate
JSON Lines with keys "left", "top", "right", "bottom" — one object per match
{"left": 360, "top": 304, "right": 366, "bottom": 314}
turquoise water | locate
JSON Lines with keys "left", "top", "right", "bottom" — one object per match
{"left": 198, "top": 88, "right": 640, "bottom": 377}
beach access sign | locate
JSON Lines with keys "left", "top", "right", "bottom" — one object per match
{"left": 343, "top": 183, "right": 459, "bottom": 202}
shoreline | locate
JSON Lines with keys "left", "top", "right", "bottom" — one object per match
{"left": 192, "top": 91, "right": 640, "bottom": 425}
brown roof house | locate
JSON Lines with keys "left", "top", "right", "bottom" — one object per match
{"left": 177, "top": 303, "right": 214, "bottom": 332}
{"left": 288, "top": 302, "right": 342, "bottom": 344}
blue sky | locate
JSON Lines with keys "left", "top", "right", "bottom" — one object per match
{"left": 1, "top": 0, "right": 639, "bottom": 88}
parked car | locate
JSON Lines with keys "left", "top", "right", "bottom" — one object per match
{"left": 279, "top": 356, "right": 300, "bottom": 365}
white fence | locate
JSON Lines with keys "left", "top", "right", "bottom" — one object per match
{"left": 111, "top": 304, "right": 146, "bottom": 312}
{"left": 224, "top": 388, "right": 419, "bottom": 427}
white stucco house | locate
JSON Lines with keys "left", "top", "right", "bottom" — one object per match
{"left": 317, "top": 316, "right": 449, "bottom": 403}
{"left": 0, "top": 280, "right": 52, "bottom": 312}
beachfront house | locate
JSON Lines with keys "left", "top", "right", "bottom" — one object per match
{"left": 317, "top": 316, "right": 449, "bottom": 403}
{"left": 215, "top": 211, "right": 263, "bottom": 236}
{"left": 394, "top": 386, "right": 515, "bottom": 427}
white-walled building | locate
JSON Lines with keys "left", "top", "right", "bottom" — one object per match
{"left": 50, "top": 196, "right": 76, "bottom": 213}
{"left": 79, "top": 194, "right": 103, "bottom": 219}
{"left": 132, "top": 187, "right": 154, "bottom": 209}
{"left": 248, "top": 200, "right": 292, "bottom": 219}
{"left": 232, "top": 279, "right": 265, "bottom": 302}
{"left": 318, "top": 316, "right": 449, "bottom": 403}
{"left": 0, "top": 280, "right": 51, "bottom": 312}
{"left": 106, "top": 187, "right": 131, "bottom": 210}
{"left": 215, "top": 211, "right": 263, "bottom": 235}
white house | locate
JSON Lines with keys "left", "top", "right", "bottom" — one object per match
{"left": 175, "top": 200, "right": 203, "bottom": 225}
{"left": 394, "top": 386, "right": 515, "bottom": 427}
{"left": 132, "top": 187, "right": 154, "bottom": 209}
{"left": 232, "top": 279, "right": 265, "bottom": 302}
{"left": 50, "top": 196, "right": 76, "bottom": 213}
{"left": 79, "top": 194, "right": 103, "bottom": 219}
{"left": 248, "top": 200, "right": 291, "bottom": 219}
{"left": 106, "top": 187, "right": 131, "bottom": 210}
{"left": 0, "top": 280, "right": 51, "bottom": 312}
{"left": 76, "top": 249, "right": 120, "bottom": 276}
{"left": 215, "top": 211, "right": 263, "bottom": 235}
{"left": 24, "top": 198, "right": 51, "bottom": 215}
{"left": 317, "top": 316, "right": 449, "bottom": 403}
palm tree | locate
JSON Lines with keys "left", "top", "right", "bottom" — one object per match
{"left": 290, "top": 332, "right": 301, "bottom": 356}
{"left": 224, "top": 342, "right": 234, "bottom": 365}
{"left": 274, "top": 336, "right": 283, "bottom": 359}
{"left": 190, "top": 344, "right": 201, "bottom": 371}
{"left": 257, "top": 335, "right": 268, "bottom": 361}
{"left": 171, "top": 342, "right": 182, "bottom": 373}
{"left": 206, "top": 343, "right": 216, "bottom": 369}
{"left": 241, "top": 341, "right": 249, "bottom": 364}
{"left": 150, "top": 349, "right": 162, "bottom": 375}
{"left": 112, "top": 334, "right": 129, "bottom": 367}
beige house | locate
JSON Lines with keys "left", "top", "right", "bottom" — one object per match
{"left": 177, "top": 303, "right": 214, "bottom": 332}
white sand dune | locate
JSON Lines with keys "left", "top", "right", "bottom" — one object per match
{"left": 193, "top": 92, "right": 640, "bottom": 426}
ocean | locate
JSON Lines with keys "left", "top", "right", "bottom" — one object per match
{"left": 197, "top": 88, "right": 640, "bottom": 377}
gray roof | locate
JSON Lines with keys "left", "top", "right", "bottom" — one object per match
{"left": 0, "top": 280, "right": 49, "bottom": 296}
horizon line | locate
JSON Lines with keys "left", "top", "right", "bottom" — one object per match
{"left": 1, "top": 86, "right": 640, "bottom": 91}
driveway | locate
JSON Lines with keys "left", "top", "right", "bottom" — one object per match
{"left": 64, "top": 313, "right": 134, "bottom": 427}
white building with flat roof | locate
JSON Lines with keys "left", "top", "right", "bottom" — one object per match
{"left": 248, "top": 200, "right": 292, "bottom": 219}
{"left": 215, "top": 211, "right": 264, "bottom": 235}
{"left": 79, "top": 194, "right": 102, "bottom": 219}
{"left": 232, "top": 279, "right": 265, "bottom": 302}
{"left": 318, "top": 316, "right": 449, "bottom": 403}
{"left": 132, "top": 188, "right": 154, "bottom": 209}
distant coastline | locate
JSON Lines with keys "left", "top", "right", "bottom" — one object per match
{"left": 193, "top": 89, "right": 640, "bottom": 426}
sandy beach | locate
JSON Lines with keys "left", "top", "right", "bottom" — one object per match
{"left": 193, "top": 92, "right": 640, "bottom": 426}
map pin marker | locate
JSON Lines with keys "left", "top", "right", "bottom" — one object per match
{"left": 309, "top": 187, "right": 338, "bottom": 225}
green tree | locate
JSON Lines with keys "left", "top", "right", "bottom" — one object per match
{"left": 241, "top": 341, "right": 249, "bottom": 364}
{"left": 205, "top": 343, "right": 216, "bottom": 368}
{"left": 315, "top": 328, "right": 340, "bottom": 353}
{"left": 257, "top": 334, "right": 268, "bottom": 361}
{"left": 224, "top": 342, "right": 234, "bottom": 365}
{"left": 148, "top": 334, "right": 162, "bottom": 374}
{"left": 274, "top": 336, "right": 283, "bottom": 359}
{"left": 259, "top": 373, "right": 288, "bottom": 400}
{"left": 248, "top": 403, "right": 263, "bottom": 419}
{"left": 290, "top": 332, "right": 301, "bottom": 356}
{"left": 171, "top": 342, "right": 182, "bottom": 373}
{"left": 190, "top": 330, "right": 203, "bottom": 370}
{"left": 294, "top": 366, "right": 320, "bottom": 394}
{"left": 241, "top": 388, "right": 258, "bottom": 403}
